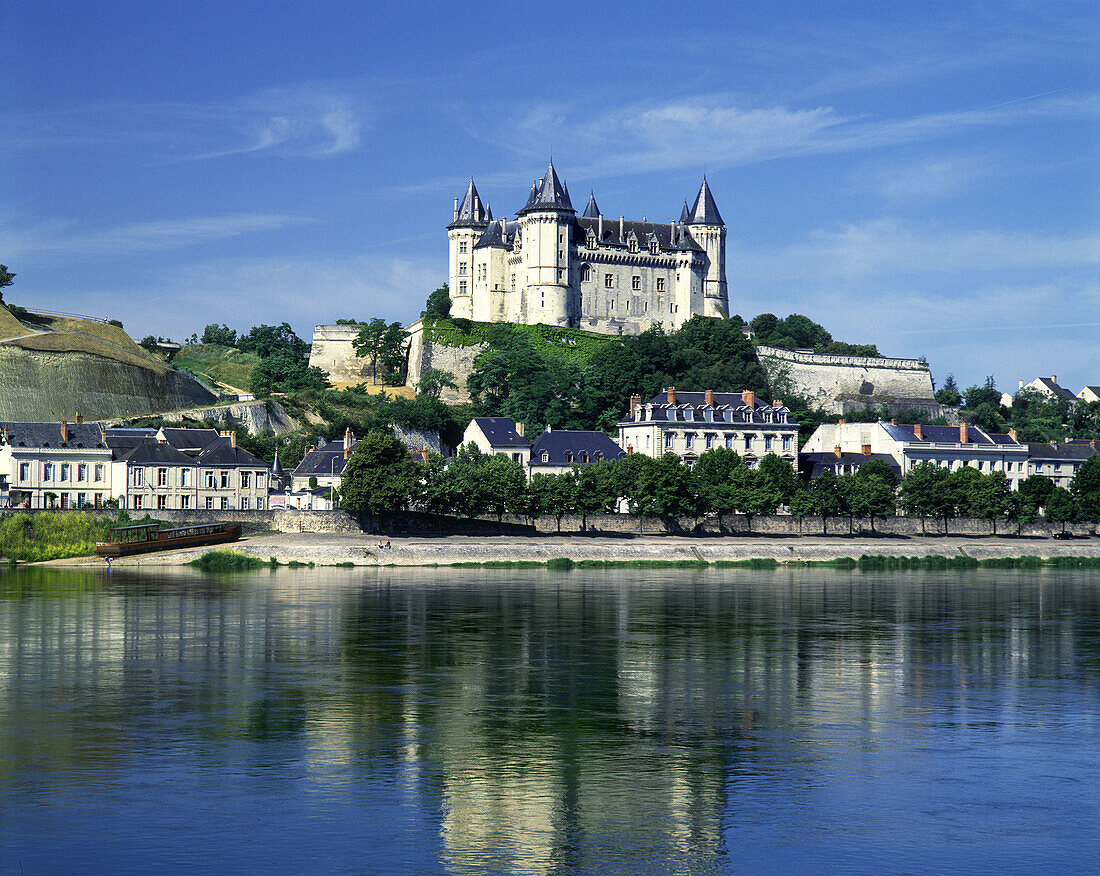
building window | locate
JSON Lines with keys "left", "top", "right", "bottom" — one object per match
{"left": 632, "top": 275, "right": 640, "bottom": 291}
{"left": 664, "top": 432, "right": 674, "bottom": 449}
{"left": 77, "top": 463, "right": 87, "bottom": 482}
{"left": 782, "top": 436, "right": 792, "bottom": 451}
{"left": 77, "top": 492, "right": 86, "bottom": 508}
{"left": 510, "top": 274, "right": 515, "bottom": 290}
{"left": 181, "top": 495, "right": 190, "bottom": 509}
{"left": 133, "top": 495, "right": 144, "bottom": 510}
{"left": 206, "top": 497, "right": 215, "bottom": 510}
{"left": 182, "top": 469, "right": 191, "bottom": 487}
{"left": 157, "top": 495, "right": 168, "bottom": 510}
{"left": 19, "top": 462, "right": 29, "bottom": 482}
{"left": 459, "top": 280, "right": 467, "bottom": 295}
{"left": 512, "top": 452, "right": 522, "bottom": 463}
{"left": 656, "top": 277, "right": 665, "bottom": 292}
{"left": 725, "top": 435, "right": 733, "bottom": 449}
{"left": 705, "top": 434, "right": 714, "bottom": 449}
{"left": 132, "top": 467, "right": 143, "bottom": 486}
{"left": 256, "top": 498, "right": 264, "bottom": 510}
{"left": 744, "top": 435, "right": 752, "bottom": 451}
{"left": 605, "top": 273, "right": 613, "bottom": 288}
{"left": 94, "top": 463, "right": 104, "bottom": 482}
{"left": 220, "top": 471, "right": 230, "bottom": 488}
{"left": 565, "top": 452, "right": 574, "bottom": 463}
{"left": 458, "top": 261, "right": 467, "bottom": 275}
{"left": 582, "top": 265, "right": 591, "bottom": 282}
{"left": 764, "top": 435, "right": 773, "bottom": 451}
{"left": 541, "top": 451, "right": 549, "bottom": 463}
{"left": 685, "top": 433, "right": 695, "bottom": 449}
{"left": 628, "top": 237, "right": 638, "bottom": 253}
{"left": 241, "top": 471, "right": 251, "bottom": 489}
{"left": 649, "top": 239, "right": 659, "bottom": 254}
{"left": 221, "top": 497, "right": 229, "bottom": 510}
{"left": 256, "top": 473, "right": 264, "bottom": 488}
{"left": 459, "top": 241, "right": 468, "bottom": 254}
{"left": 587, "top": 233, "right": 596, "bottom": 249}
{"left": 60, "top": 463, "right": 70, "bottom": 482}
{"left": 157, "top": 467, "right": 168, "bottom": 487}
{"left": 206, "top": 471, "right": 216, "bottom": 489}
{"left": 581, "top": 452, "right": 589, "bottom": 463}
{"left": 241, "top": 497, "right": 249, "bottom": 510}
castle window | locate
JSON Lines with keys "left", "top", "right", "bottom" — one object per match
{"left": 459, "top": 280, "right": 467, "bottom": 294}
{"left": 764, "top": 435, "right": 773, "bottom": 451}
{"left": 587, "top": 233, "right": 596, "bottom": 249}
{"left": 725, "top": 435, "right": 733, "bottom": 449}
{"left": 559, "top": 270, "right": 565, "bottom": 281}
{"left": 510, "top": 274, "right": 515, "bottom": 290}
{"left": 582, "top": 265, "right": 591, "bottom": 282}
{"left": 605, "top": 274, "right": 613, "bottom": 288}
{"left": 656, "top": 277, "right": 665, "bottom": 292}
{"left": 632, "top": 275, "right": 640, "bottom": 291}
{"left": 458, "top": 261, "right": 467, "bottom": 275}
{"left": 559, "top": 233, "right": 564, "bottom": 244}
{"left": 459, "top": 241, "right": 468, "bottom": 254}
{"left": 628, "top": 237, "right": 638, "bottom": 253}
{"left": 649, "top": 239, "right": 658, "bottom": 254}
{"left": 744, "top": 435, "right": 752, "bottom": 450}
{"left": 685, "top": 433, "right": 695, "bottom": 449}
{"left": 644, "top": 302, "right": 648, "bottom": 312}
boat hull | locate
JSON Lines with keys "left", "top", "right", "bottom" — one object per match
{"left": 95, "top": 523, "right": 242, "bottom": 557}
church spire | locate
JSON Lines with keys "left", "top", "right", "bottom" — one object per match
{"left": 582, "top": 190, "right": 601, "bottom": 219}
{"left": 688, "top": 178, "right": 723, "bottom": 226}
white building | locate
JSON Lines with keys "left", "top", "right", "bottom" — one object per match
{"left": 448, "top": 161, "right": 728, "bottom": 335}
{"left": 617, "top": 389, "right": 799, "bottom": 467}
{"left": 0, "top": 419, "right": 115, "bottom": 509}
{"left": 462, "top": 418, "right": 530, "bottom": 466}
{"left": 802, "top": 421, "right": 1029, "bottom": 488}
{"left": 1026, "top": 440, "right": 1098, "bottom": 489}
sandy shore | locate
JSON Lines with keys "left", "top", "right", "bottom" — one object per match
{"left": 43, "top": 531, "right": 1100, "bottom": 568}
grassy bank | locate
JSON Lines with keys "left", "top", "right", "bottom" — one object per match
{"left": 0, "top": 512, "right": 113, "bottom": 563}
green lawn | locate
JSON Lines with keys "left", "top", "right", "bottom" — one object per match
{"left": 172, "top": 344, "right": 262, "bottom": 392}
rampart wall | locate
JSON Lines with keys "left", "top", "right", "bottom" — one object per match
{"left": 403, "top": 319, "right": 482, "bottom": 404}
{"left": 756, "top": 345, "right": 941, "bottom": 417}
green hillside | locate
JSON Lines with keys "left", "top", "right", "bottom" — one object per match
{"left": 172, "top": 343, "right": 262, "bottom": 392}
{"left": 423, "top": 317, "right": 620, "bottom": 366}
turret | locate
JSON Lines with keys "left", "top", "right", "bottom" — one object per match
{"left": 447, "top": 178, "right": 489, "bottom": 319}
{"left": 515, "top": 161, "right": 575, "bottom": 328}
{"left": 686, "top": 178, "right": 728, "bottom": 319}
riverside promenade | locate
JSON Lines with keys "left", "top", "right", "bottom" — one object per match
{"left": 52, "top": 532, "right": 1100, "bottom": 568}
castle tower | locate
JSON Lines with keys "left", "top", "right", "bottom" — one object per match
{"left": 447, "top": 178, "right": 489, "bottom": 319}
{"left": 515, "top": 161, "right": 575, "bottom": 327}
{"left": 687, "top": 178, "right": 729, "bottom": 319}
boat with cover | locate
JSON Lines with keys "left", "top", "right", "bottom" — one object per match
{"left": 95, "top": 522, "right": 242, "bottom": 557}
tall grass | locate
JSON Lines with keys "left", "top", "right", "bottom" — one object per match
{"left": 0, "top": 512, "right": 112, "bottom": 562}
{"left": 189, "top": 550, "right": 265, "bottom": 572}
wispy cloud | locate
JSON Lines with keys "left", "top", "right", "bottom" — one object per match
{"left": 486, "top": 90, "right": 1099, "bottom": 178}
{"left": 3, "top": 84, "right": 365, "bottom": 160}
{"left": 0, "top": 213, "right": 310, "bottom": 260}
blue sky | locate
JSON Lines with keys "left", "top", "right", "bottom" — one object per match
{"left": 3, "top": 1, "right": 1098, "bottom": 393}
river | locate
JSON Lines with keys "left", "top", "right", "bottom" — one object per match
{"left": 1, "top": 566, "right": 1098, "bottom": 874}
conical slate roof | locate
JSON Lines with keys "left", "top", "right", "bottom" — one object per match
{"left": 448, "top": 178, "right": 490, "bottom": 228}
{"left": 517, "top": 161, "right": 575, "bottom": 214}
{"left": 679, "top": 200, "right": 692, "bottom": 224}
{"left": 688, "top": 178, "right": 723, "bottom": 226}
{"left": 582, "top": 191, "right": 601, "bottom": 218}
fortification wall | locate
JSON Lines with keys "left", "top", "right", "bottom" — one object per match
{"left": 0, "top": 346, "right": 216, "bottom": 422}
{"left": 308, "top": 324, "right": 371, "bottom": 387}
{"left": 756, "top": 345, "right": 940, "bottom": 417}
{"left": 403, "top": 319, "right": 482, "bottom": 404}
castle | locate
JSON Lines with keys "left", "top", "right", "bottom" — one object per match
{"left": 447, "top": 161, "right": 729, "bottom": 335}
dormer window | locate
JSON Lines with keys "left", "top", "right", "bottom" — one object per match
{"left": 649, "top": 239, "right": 659, "bottom": 254}
{"left": 628, "top": 236, "right": 639, "bottom": 253}
{"left": 541, "top": 450, "right": 549, "bottom": 463}
{"left": 581, "top": 451, "right": 589, "bottom": 463}
{"left": 587, "top": 232, "right": 596, "bottom": 249}
{"left": 565, "top": 452, "right": 574, "bottom": 463}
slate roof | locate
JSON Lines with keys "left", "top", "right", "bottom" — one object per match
{"left": 575, "top": 216, "right": 702, "bottom": 252}
{"left": 159, "top": 427, "right": 221, "bottom": 452}
{"left": 688, "top": 178, "right": 724, "bottom": 226}
{"left": 987, "top": 433, "right": 1026, "bottom": 446}
{"left": 799, "top": 452, "right": 902, "bottom": 479}
{"left": 272, "top": 450, "right": 284, "bottom": 476}
{"left": 620, "top": 392, "right": 796, "bottom": 427}
{"left": 0, "top": 421, "right": 108, "bottom": 449}
{"left": 121, "top": 439, "right": 196, "bottom": 465}
{"left": 882, "top": 423, "right": 996, "bottom": 445}
{"left": 448, "top": 178, "right": 489, "bottom": 229}
{"left": 1030, "top": 377, "right": 1076, "bottom": 400}
{"left": 529, "top": 430, "right": 625, "bottom": 468}
{"left": 1027, "top": 442, "right": 1098, "bottom": 462}
{"left": 471, "top": 417, "right": 530, "bottom": 448}
{"left": 194, "top": 437, "right": 268, "bottom": 469}
{"left": 581, "top": 192, "right": 600, "bottom": 219}
{"left": 103, "top": 427, "right": 157, "bottom": 451}
{"left": 292, "top": 440, "right": 357, "bottom": 477}
{"left": 679, "top": 200, "right": 692, "bottom": 223}
{"left": 517, "top": 162, "right": 574, "bottom": 215}
{"left": 1079, "top": 385, "right": 1100, "bottom": 399}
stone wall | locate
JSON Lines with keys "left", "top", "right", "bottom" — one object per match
{"left": 757, "top": 345, "right": 941, "bottom": 417}
{"left": 404, "top": 319, "right": 482, "bottom": 404}
{"left": 150, "top": 399, "right": 299, "bottom": 436}
{"left": 0, "top": 346, "right": 216, "bottom": 422}
{"left": 308, "top": 324, "right": 372, "bottom": 387}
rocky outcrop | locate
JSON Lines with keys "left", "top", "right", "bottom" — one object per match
{"left": 155, "top": 399, "right": 299, "bottom": 436}
{"left": 0, "top": 345, "right": 216, "bottom": 421}
{"left": 404, "top": 319, "right": 482, "bottom": 404}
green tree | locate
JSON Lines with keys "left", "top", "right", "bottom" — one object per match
{"left": 935, "top": 373, "right": 962, "bottom": 406}
{"left": 1018, "top": 474, "right": 1055, "bottom": 510}
{"left": 249, "top": 351, "right": 329, "bottom": 396}
{"left": 1071, "top": 455, "right": 1100, "bottom": 522}
{"left": 422, "top": 283, "right": 451, "bottom": 319}
{"left": 851, "top": 465, "right": 898, "bottom": 533}
{"left": 379, "top": 322, "right": 410, "bottom": 384}
{"left": 963, "top": 376, "right": 1000, "bottom": 409}
{"left": 530, "top": 471, "right": 578, "bottom": 530}
{"left": 729, "top": 466, "right": 781, "bottom": 531}
{"left": 238, "top": 322, "right": 308, "bottom": 359}
{"left": 1046, "top": 487, "right": 1078, "bottom": 534}
{"left": 631, "top": 454, "right": 701, "bottom": 521}
{"left": 692, "top": 447, "right": 744, "bottom": 524}
{"left": 758, "top": 453, "right": 799, "bottom": 505}
{"left": 201, "top": 323, "right": 237, "bottom": 346}
{"left": 808, "top": 470, "right": 844, "bottom": 534}
{"left": 339, "top": 431, "right": 419, "bottom": 515}
{"left": 352, "top": 318, "right": 390, "bottom": 384}
{"left": 575, "top": 462, "right": 619, "bottom": 528}
{"left": 1006, "top": 491, "right": 1040, "bottom": 537}
{"left": 973, "top": 470, "right": 1012, "bottom": 535}
{"left": 0, "top": 264, "right": 15, "bottom": 304}
{"left": 899, "top": 462, "right": 949, "bottom": 534}
{"left": 415, "top": 368, "right": 457, "bottom": 400}
{"left": 788, "top": 488, "right": 816, "bottom": 534}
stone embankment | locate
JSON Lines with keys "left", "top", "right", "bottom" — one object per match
{"left": 64, "top": 531, "right": 1100, "bottom": 569}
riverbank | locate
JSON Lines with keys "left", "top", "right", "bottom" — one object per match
{"left": 41, "top": 531, "right": 1100, "bottom": 569}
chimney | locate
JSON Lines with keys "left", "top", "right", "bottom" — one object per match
{"left": 833, "top": 445, "right": 843, "bottom": 458}
{"left": 891, "top": 418, "right": 897, "bottom": 426}
{"left": 515, "top": 422, "right": 524, "bottom": 437}
{"left": 704, "top": 389, "right": 714, "bottom": 406}
{"left": 1, "top": 426, "right": 8, "bottom": 443}
{"left": 230, "top": 432, "right": 236, "bottom": 448}
{"left": 742, "top": 390, "right": 755, "bottom": 409}
{"left": 667, "top": 386, "right": 676, "bottom": 404}
{"left": 453, "top": 197, "right": 459, "bottom": 221}
{"left": 1052, "top": 374, "right": 1057, "bottom": 383}
{"left": 75, "top": 412, "right": 83, "bottom": 424}
{"left": 627, "top": 444, "right": 634, "bottom": 454}
{"left": 838, "top": 419, "right": 846, "bottom": 426}
{"left": 629, "top": 393, "right": 642, "bottom": 420}
{"left": 598, "top": 214, "right": 603, "bottom": 240}
{"left": 960, "top": 422, "right": 969, "bottom": 444}
{"left": 1008, "top": 428, "right": 1018, "bottom": 441}
{"left": 344, "top": 427, "right": 353, "bottom": 453}
{"left": 1018, "top": 379, "right": 1024, "bottom": 390}
{"left": 772, "top": 400, "right": 783, "bottom": 408}
{"left": 914, "top": 423, "right": 923, "bottom": 440}
{"left": 619, "top": 216, "right": 624, "bottom": 239}
{"left": 862, "top": 443, "right": 872, "bottom": 455}
{"left": 60, "top": 421, "right": 69, "bottom": 443}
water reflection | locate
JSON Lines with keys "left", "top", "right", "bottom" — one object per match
{"left": 1, "top": 566, "right": 1098, "bottom": 873}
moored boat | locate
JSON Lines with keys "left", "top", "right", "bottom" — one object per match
{"left": 95, "top": 522, "right": 242, "bottom": 557}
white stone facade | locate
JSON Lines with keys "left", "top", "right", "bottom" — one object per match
{"left": 448, "top": 163, "right": 728, "bottom": 336}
